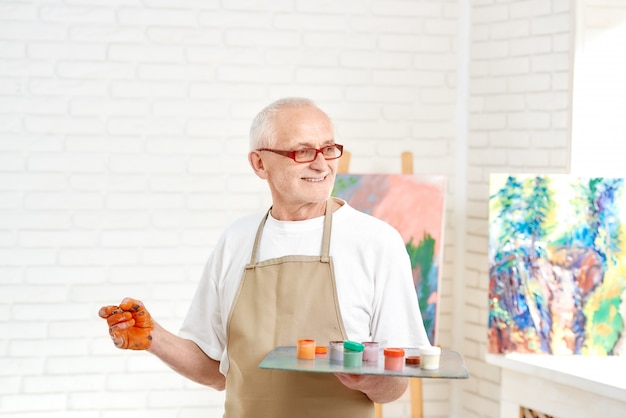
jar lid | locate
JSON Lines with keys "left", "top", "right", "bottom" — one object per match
{"left": 343, "top": 340, "right": 364, "bottom": 352}
{"left": 419, "top": 345, "right": 441, "bottom": 355}
{"left": 315, "top": 346, "right": 327, "bottom": 354}
{"left": 383, "top": 347, "right": 405, "bottom": 357}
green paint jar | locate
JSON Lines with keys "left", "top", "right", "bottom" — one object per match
{"left": 343, "top": 341, "right": 364, "bottom": 368}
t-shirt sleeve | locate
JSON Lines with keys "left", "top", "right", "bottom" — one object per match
{"left": 179, "top": 250, "right": 227, "bottom": 363}
{"left": 370, "top": 225, "right": 432, "bottom": 348}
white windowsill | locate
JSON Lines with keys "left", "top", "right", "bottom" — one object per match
{"left": 485, "top": 353, "right": 626, "bottom": 403}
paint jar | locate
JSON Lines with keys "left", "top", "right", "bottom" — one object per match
{"left": 405, "top": 355, "right": 420, "bottom": 367}
{"left": 362, "top": 341, "right": 379, "bottom": 363}
{"left": 296, "top": 339, "right": 316, "bottom": 360}
{"left": 343, "top": 341, "right": 364, "bottom": 368}
{"left": 383, "top": 348, "right": 405, "bottom": 371}
{"left": 419, "top": 345, "right": 441, "bottom": 370}
{"left": 329, "top": 340, "right": 344, "bottom": 363}
{"left": 315, "top": 346, "right": 327, "bottom": 357}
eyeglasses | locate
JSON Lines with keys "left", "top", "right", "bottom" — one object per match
{"left": 257, "top": 144, "right": 344, "bottom": 163}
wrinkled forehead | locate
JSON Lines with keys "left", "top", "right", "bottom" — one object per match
{"left": 273, "top": 106, "right": 335, "bottom": 148}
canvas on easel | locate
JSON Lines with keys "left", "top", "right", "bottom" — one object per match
{"left": 332, "top": 162, "right": 446, "bottom": 345}
{"left": 488, "top": 174, "right": 626, "bottom": 356}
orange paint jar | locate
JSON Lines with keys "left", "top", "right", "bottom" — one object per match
{"left": 384, "top": 348, "right": 405, "bottom": 371}
{"left": 296, "top": 339, "right": 316, "bottom": 360}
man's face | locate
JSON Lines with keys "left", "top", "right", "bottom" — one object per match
{"left": 253, "top": 105, "right": 338, "bottom": 215}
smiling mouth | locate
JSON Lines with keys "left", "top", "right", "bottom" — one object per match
{"left": 302, "top": 174, "right": 328, "bottom": 182}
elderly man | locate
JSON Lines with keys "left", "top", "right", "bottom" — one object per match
{"left": 99, "top": 97, "right": 430, "bottom": 417}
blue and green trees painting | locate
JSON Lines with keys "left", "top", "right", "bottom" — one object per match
{"left": 333, "top": 174, "right": 446, "bottom": 345}
{"left": 489, "top": 174, "right": 626, "bottom": 355}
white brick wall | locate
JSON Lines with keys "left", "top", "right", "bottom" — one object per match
{"left": 1, "top": 0, "right": 584, "bottom": 417}
{"left": 1, "top": 1, "right": 459, "bottom": 417}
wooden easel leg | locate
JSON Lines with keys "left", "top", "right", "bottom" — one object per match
{"left": 410, "top": 379, "right": 423, "bottom": 418}
{"left": 375, "top": 402, "right": 383, "bottom": 418}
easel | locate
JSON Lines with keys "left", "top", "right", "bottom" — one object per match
{"left": 337, "top": 150, "right": 423, "bottom": 418}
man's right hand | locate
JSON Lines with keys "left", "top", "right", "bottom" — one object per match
{"left": 98, "top": 297, "right": 154, "bottom": 350}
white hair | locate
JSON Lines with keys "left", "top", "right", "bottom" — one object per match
{"left": 249, "top": 97, "right": 325, "bottom": 150}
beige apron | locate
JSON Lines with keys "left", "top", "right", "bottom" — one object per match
{"left": 224, "top": 200, "right": 374, "bottom": 418}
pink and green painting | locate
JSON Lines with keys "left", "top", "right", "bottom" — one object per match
{"left": 332, "top": 174, "right": 446, "bottom": 345}
{"left": 489, "top": 174, "right": 626, "bottom": 356}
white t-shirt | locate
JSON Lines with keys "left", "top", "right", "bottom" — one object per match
{"left": 179, "top": 201, "right": 431, "bottom": 376}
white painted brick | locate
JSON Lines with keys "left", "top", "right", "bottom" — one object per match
{"left": 217, "top": 65, "right": 294, "bottom": 83}
{"left": 58, "top": 248, "right": 139, "bottom": 266}
{"left": 29, "top": 79, "right": 109, "bottom": 97}
{"left": 509, "top": 0, "right": 552, "bottom": 19}
{"left": 139, "top": 63, "right": 216, "bottom": 81}
{"left": 526, "top": 91, "right": 569, "bottom": 111}
{"left": 110, "top": 80, "right": 187, "bottom": 98}
{"left": 489, "top": 131, "right": 530, "bottom": 147}
{"left": 39, "top": 5, "right": 116, "bottom": 24}
{"left": 530, "top": 13, "right": 571, "bottom": 35}
{"left": 350, "top": 16, "right": 428, "bottom": 34}
{"left": 107, "top": 117, "right": 185, "bottom": 136}
{"left": 0, "top": 211, "right": 73, "bottom": 230}
{"left": 10, "top": 337, "right": 89, "bottom": 357}
{"left": 141, "top": 247, "right": 208, "bottom": 265}
{"left": 109, "top": 44, "right": 186, "bottom": 63}
{"left": 303, "top": 32, "right": 376, "bottom": 50}
{"left": 109, "top": 266, "right": 186, "bottom": 283}
{"left": 490, "top": 19, "right": 530, "bottom": 39}
{"left": 0, "top": 173, "right": 66, "bottom": 191}
{"left": 68, "top": 390, "right": 146, "bottom": 411}
{"left": 0, "top": 22, "right": 66, "bottom": 42}
{"left": 472, "top": 4, "right": 509, "bottom": 24}
{"left": 72, "top": 211, "right": 150, "bottom": 229}
{"left": 68, "top": 24, "right": 146, "bottom": 43}
{"left": 508, "top": 111, "right": 551, "bottom": 129}
{"left": 489, "top": 56, "right": 530, "bottom": 76}
{"left": 23, "top": 374, "right": 106, "bottom": 393}
{"left": 471, "top": 41, "right": 509, "bottom": 60}
{"left": 531, "top": 53, "right": 570, "bottom": 72}
{"left": 28, "top": 154, "right": 107, "bottom": 173}
{"left": 146, "top": 138, "right": 221, "bottom": 155}
{"left": 509, "top": 35, "right": 553, "bottom": 56}
{"left": 28, "top": 42, "right": 107, "bottom": 61}
{"left": 0, "top": 249, "right": 57, "bottom": 266}
{"left": 69, "top": 99, "right": 149, "bottom": 117}
{"left": 146, "top": 27, "right": 222, "bottom": 46}
{"left": 0, "top": 41, "right": 26, "bottom": 60}
{"left": 24, "top": 191, "right": 103, "bottom": 210}
{"left": 117, "top": 8, "right": 197, "bottom": 26}
{"left": 508, "top": 73, "right": 551, "bottom": 92}
{"left": 1, "top": 393, "right": 67, "bottom": 412}
{"left": 56, "top": 61, "right": 135, "bottom": 79}
{"left": 0, "top": 155, "right": 26, "bottom": 172}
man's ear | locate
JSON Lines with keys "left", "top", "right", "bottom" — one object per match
{"left": 248, "top": 151, "right": 268, "bottom": 179}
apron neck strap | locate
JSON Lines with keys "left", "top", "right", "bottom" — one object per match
{"left": 249, "top": 200, "right": 334, "bottom": 265}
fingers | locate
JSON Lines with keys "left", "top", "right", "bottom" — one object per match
{"left": 119, "top": 297, "right": 144, "bottom": 312}
{"left": 118, "top": 298, "right": 152, "bottom": 328}
{"left": 98, "top": 305, "right": 120, "bottom": 318}
{"left": 105, "top": 311, "right": 133, "bottom": 327}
